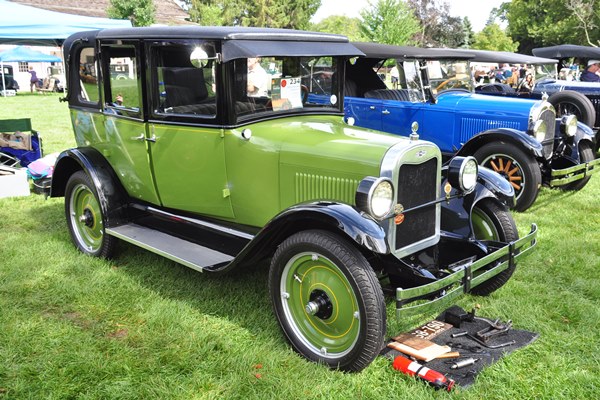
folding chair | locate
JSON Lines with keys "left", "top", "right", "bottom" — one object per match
{"left": 0, "top": 118, "right": 43, "bottom": 167}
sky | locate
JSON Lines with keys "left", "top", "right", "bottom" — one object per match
{"left": 310, "top": 0, "right": 506, "bottom": 33}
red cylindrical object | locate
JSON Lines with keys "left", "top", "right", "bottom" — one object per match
{"left": 393, "top": 356, "right": 455, "bottom": 392}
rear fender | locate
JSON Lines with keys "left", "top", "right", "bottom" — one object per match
{"left": 50, "top": 147, "right": 129, "bottom": 227}
{"left": 456, "top": 128, "right": 544, "bottom": 159}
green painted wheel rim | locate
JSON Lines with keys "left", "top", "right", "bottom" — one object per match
{"left": 69, "top": 183, "right": 103, "bottom": 253}
{"left": 280, "top": 252, "right": 360, "bottom": 358}
{"left": 472, "top": 207, "right": 499, "bottom": 241}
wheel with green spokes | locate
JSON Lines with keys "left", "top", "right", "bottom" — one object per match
{"left": 65, "top": 170, "right": 116, "bottom": 258}
{"left": 470, "top": 199, "right": 518, "bottom": 296}
{"left": 269, "top": 230, "right": 385, "bottom": 371}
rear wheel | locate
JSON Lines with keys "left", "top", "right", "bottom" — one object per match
{"left": 470, "top": 199, "right": 519, "bottom": 296}
{"left": 562, "top": 142, "right": 595, "bottom": 191}
{"left": 268, "top": 230, "right": 385, "bottom": 372}
{"left": 65, "top": 170, "right": 117, "bottom": 258}
{"left": 548, "top": 90, "right": 596, "bottom": 128}
{"left": 474, "top": 142, "right": 541, "bottom": 212}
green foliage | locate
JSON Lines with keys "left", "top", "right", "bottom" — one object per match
{"left": 408, "top": 0, "right": 466, "bottom": 47}
{"left": 461, "top": 17, "right": 476, "bottom": 48}
{"left": 472, "top": 23, "right": 519, "bottom": 52}
{"left": 502, "top": 0, "right": 600, "bottom": 53}
{"left": 188, "top": 0, "right": 321, "bottom": 29}
{"left": 311, "top": 15, "right": 365, "bottom": 41}
{"left": 360, "top": 0, "right": 420, "bottom": 45}
{"left": 107, "top": 0, "right": 155, "bottom": 27}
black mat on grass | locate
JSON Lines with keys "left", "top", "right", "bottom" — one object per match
{"left": 380, "top": 307, "right": 539, "bottom": 388}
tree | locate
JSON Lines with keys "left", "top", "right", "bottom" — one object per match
{"left": 187, "top": 0, "right": 321, "bottom": 29}
{"left": 360, "top": 0, "right": 420, "bottom": 45}
{"left": 312, "top": 16, "right": 365, "bottom": 41}
{"left": 461, "top": 17, "right": 476, "bottom": 48}
{"left": 472, "top": 23, "right": 519, "bottom": 52}
{"left": 501, "top": 0, "right": 600, "bottom": 53}
{"left": 107, "top": 0, "right": 155, "bottom": 27}
{"left": 408, "top": 0, "right": 460, "bottom": 47}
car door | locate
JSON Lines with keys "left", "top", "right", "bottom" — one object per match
{"left": 100, "top": 41, "right": 160, "bottom": 205}
{"left": 145, "top": 40, "right": 235, "bottom": 219}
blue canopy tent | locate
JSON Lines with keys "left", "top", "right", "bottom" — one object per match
{"left": 0, "top": 46, "right": 62, "bottom": 94}
{"left": 0, "top": 0, "right": 132, "bottom": 46}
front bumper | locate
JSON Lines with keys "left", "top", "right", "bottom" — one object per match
{"left": 396, "top": 223, "right": 538, "bottom": 319}
{"left": 549, "top": 158, "right": 600, "bottom": 186}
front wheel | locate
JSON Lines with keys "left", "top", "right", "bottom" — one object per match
{"left": 65, "top": 170, "right": 117, "bottom": 258}
{"left": 562, "top": 142, "right": 595, "bottom": 191}
{"left": 474, "top": 142, "right": 542, "bottom": 212}
{"left": 268, "top": 230, "right": 385, "bottom": 372}
{"left": 470, "top": 199, "right": 519, "bottom": 296}
{"left": 548, "top": 90, "right": 596, "bottom": 128}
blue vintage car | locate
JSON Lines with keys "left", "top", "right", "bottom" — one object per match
{"left": 345, "top": 42, "right": 599, "bottom": 211}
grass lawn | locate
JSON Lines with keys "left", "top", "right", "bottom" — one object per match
{"left": 1, "top": 93, "right": 599, "bottom": 399}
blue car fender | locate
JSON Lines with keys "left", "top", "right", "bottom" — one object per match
{"left": 455, "top": 127, "right": 544, "bottom": 160}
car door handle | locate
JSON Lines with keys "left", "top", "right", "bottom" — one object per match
{"left": 131, "top": 133, "right": 145, "bottom": 141}
{"left": 382, "top": 109, "right": 390, "bottom": 115}
{"left": 369, "top": 106, "right": 376, "bottom": 110}
{"left": 145, "top": 135, "right": 157, "bottom": 143}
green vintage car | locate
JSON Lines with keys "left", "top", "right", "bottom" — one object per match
{"left": 51, "top": 27, "right": 537, "bottom": 371}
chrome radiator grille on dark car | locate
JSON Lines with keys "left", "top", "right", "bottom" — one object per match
{"left": 395, "top": 158, "right": 438, "bottom": 250}
{"left": 540, "top": 108, "right": 555, "bottom": 159}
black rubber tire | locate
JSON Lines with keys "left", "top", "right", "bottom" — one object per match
{"left": 548, "top": 90, "right": 596, "bottom": 128}
{"left": 470, "top": 199, "right": 519, "bottom": 296}
{"left": 562, "top": 142, "right": 595, "bottom": 191}
{"left": 268, "top": 230, "right": 385, "bottom": 372}
{"left": 473, "top": 142, "right": 542, "bottom": 212}
{"left": 65, "top": 170, "right": 117, "bottom": 258}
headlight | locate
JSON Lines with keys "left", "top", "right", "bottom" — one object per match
{"left": 532, "top": 119, "right": 547, "bottom": 142}
{"left": 448, "top": 156, "right": 478, "bottom": 193}
{"left": 355, "top": 177, "right": 394, "bottom": 220}
{"left": 560, "top": 115, "right": 577, "bottom": 137}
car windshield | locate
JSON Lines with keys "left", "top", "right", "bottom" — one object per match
{"left": 233, "top": 56, "right": 340, "bottom": 121}
{"left": 425, "top": 60, "right": 473, "bottom": 94}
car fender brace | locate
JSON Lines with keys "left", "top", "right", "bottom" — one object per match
{"left": 392, "top": 355, "right": 455, "bottom": 391}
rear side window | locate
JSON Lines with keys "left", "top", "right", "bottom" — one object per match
{"left": 78, "top": 47, "right": 100, "bottom": 105}
{"left": 102, "top": 46, "right": 140, "bottom": 116}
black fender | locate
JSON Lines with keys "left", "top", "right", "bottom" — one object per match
{"left": 551, "top": 121, "right": 596, "bottom": 166}
{"left": 440, "top": 167, "right": 514, "bottom": 239}
{"left": 213, "top": 202, "right": 389, "bottom": 272}
{"left": 455, "top": 127, "right": 544, "bottom": 160}
{"left": 50, "top": 147, "right": 129, "bottom": 227}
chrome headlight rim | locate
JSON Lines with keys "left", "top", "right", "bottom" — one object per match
{"left": 532, "top": 119, "right": 548, "bottom": 143}
{"left": 448, "top": 156, "right": 479, "bottom": 194}
{"left": 560, "top": 114, "right": 578, "bottom": 137}
{"left": 355, "top": 176, "right": 395, "bottom": 220}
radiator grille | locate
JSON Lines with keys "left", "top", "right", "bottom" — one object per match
{"left": 539, "top": 108, "right": 556, "bottom": 159}
{"left": 295, "top": 173, "right": 358, "bottom": 205}
{"left": 395, "top": 158, "right": 438, "bottom": 250}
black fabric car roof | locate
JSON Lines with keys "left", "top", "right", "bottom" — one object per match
{"left": 532, "top": 44, "right": 600, "bottom": 59}
{"left": 64, "top": 27, "right": 364, "bottom": 62}
{"left": 352, "top": 42, "right": 474, "bottom": 60}
{"left": 459, "top": 49, "right": 557, "bottom": 65}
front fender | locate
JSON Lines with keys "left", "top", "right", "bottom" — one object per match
{"left": 440, "top": 168, "right": 514, "bottom": 239}
{"left": 456, "top": 127, "right": 544, "bottom": 160}
{"left": 50, "top": 147, "right": 129, "bottom": 227}
{"left": 214, "top": 202, "right": 389, "bottom": 272}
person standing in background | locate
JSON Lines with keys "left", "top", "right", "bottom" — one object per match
{"left": 28, "top": 66, "right": 38, "bottom": 93}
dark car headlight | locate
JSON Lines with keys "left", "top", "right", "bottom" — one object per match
{"left": 560, "top": 115, "right": 578, "bottom": 137}
{"left": 448, "top": 156, "right": 478, "bottom": 193}
{"left": 356, "top": 177, "right": 394, "bottom": 220}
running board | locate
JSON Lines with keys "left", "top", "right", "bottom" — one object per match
{"left": 106, "top": 223, "right": 234, "bottom": 272}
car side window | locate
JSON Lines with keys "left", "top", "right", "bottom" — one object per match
{"left": 102, "top": 45, "right": 140, "bottom": 116}
{"left": 152, "top": 41, "right": 217, "bottom": 118}
{"left": 78, "top": 47, "right": 100, "bottom": 105}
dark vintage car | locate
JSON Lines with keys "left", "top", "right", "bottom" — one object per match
{"left": 345, "top": 42, "right": 599, "bottom": 212}
{"left": 50, "top": 27, "right": 537, "bottom": 371}
{"left": 1, "top": 65, "right": 20, "bottom": 92}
